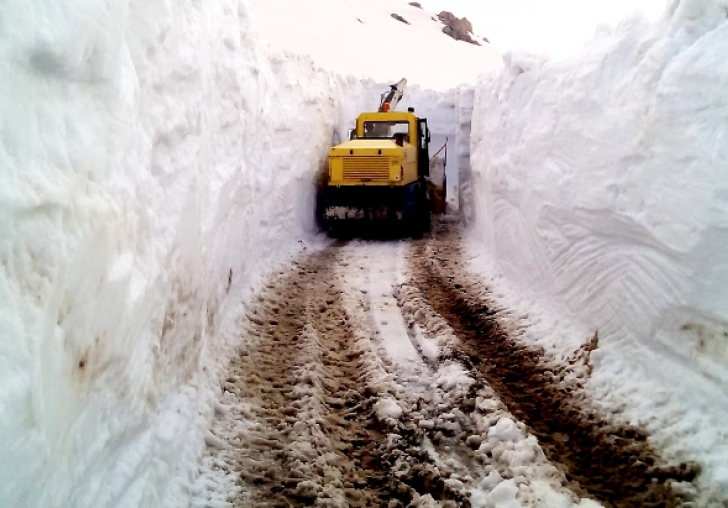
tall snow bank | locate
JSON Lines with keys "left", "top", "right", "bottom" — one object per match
{"left": 0, "top": 2, "right": 338, "bottom": 505}
{"left": 471, "top": 0, "right": 728, "bottom": 375}
{"left": 468, "top": 0, "right": 728, "bottom": 495}
{"left": 0, "top": 1, "right": 466, "bottom": 506}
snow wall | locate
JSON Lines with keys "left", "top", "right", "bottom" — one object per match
{"left": 468, "top": 0, "right": 728, "bottom": 492}
{"left": 0, "top": 1, "right": 468, "bottom": 507}
{"left": 471, "top": 0, "right": 728, "bottom": 378}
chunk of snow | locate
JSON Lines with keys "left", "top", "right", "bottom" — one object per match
{"left": 471, "top": 474, "right": 523, "bottom": 508}
{"left": 479, "top": 470, "right": 503, "bottom": 490}
{"left": 489, "top": 480, "right": 522, "bottom": 508}
{"left": 487, "top": 418, "right": 524, "bottom": 442}
{"left": 375, "top": 397, "right": 403, "bottom": 420}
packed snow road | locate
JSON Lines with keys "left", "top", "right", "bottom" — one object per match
{"left": 198, "top": 227, "right": 699, "bottom": 508}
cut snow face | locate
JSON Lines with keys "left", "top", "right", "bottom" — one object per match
{"left": 248, "top": 0, "right": 502, "bottom": 90}
{"left": 467, "top": 0, "right": 728, "bottom": 502}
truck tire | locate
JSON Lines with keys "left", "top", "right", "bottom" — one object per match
{"left": 410, "top": 185, "right": 430, "bottom": 239}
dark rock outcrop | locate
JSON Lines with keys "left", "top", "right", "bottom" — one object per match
{"left": 438, "top": 11, "right": 480, "bottom": 45}
{"left": 391, "top": 13, "right": 410, "bottom": 25}
{"left": 408, "top": 2, "right": 422, "bottom": 8}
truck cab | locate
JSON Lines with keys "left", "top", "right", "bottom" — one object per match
{"left": 322, "top": 110, "right": 432, "bottom": 236}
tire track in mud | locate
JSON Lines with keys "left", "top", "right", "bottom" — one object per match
{"left": 226, "top": 248, "right": 389, "bottom": 506}
{"left": 396, "top": 263, "right": 581, "bottom": 507}
{"left": 337, "top": 242, "right": 483, "bottom": 506}
{"left": 219, "top": 246, "right": 468, "bottom": 507}
{"left": 408, "top": 230, "right": 700, "bottom": 508}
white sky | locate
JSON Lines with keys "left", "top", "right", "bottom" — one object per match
{"left": 416, "top": 0, "right": 667, "bottom": 60}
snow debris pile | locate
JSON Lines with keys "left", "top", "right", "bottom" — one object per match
{"left": 0, "top": 1, "right": 468, "bottom": 507}
{"left": 468, "top": 0, "right": 728, "bottom": 500}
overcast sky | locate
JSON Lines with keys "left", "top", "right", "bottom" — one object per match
{"left": 416, "top": 0, "right": 666, "bottom": 60}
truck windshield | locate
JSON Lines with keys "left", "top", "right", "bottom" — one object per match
{"left": 362, "top": 121, "right": 410, "bottom": 139}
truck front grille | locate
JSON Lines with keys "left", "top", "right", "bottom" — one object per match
{"left": 342, "top": 157, "right": 391, "bottom": 181}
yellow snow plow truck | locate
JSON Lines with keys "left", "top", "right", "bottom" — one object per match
{"left": 322, "top": 79, "right": 434, "bottom": 237}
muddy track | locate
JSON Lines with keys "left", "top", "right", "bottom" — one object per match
{"left": 226, "top": 248, "right": 390, "bottom": 506}
{"left": 224, "top": 247, "right": 466, "bottom": 507}
{"left": 408, "top": 231, "right": 700, "bottom": 508}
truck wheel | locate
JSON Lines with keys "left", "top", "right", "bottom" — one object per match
{"left": 409, "top": 190, "right": 428, "bottom": 239}
{"left": 421, "top": 207, "right": 431, "bottom": 234}
{"left": 419, "top": 186, "right": 431, "bottom": 236}
{"left": 411, "top": 221, "right": 424, "bottom": 239}
{"left": 325, "top": 220, "right": 340, "bottom": 239}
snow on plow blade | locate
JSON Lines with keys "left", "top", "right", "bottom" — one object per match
{"left": 322, "top": 182, "right": 429, "bottom": 238}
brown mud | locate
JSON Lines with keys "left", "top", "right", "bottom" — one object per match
{"left": 224, "top": 247, "right": 466, "bottom": 507}
{"left": 408, "top": 229, "right": 700, "bottom": 508}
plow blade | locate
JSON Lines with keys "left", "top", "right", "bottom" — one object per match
{"left": 322, "top": 181, "right": 429, "bottom": 238}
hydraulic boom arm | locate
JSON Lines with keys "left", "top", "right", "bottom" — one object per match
{"left": 379, "top": 78, "right": 407, "bottom": 112}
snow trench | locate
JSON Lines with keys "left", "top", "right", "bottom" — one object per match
{"left": 4, "top": 0, "right": 728, "bottom": 504}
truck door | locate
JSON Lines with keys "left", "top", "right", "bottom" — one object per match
{"left": 418, "top": 119, "right": 430, "bottom": 177}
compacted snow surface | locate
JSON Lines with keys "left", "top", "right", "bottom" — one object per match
{"left": 1, "top": 0, "right": 727, "bottom": 506}
{"left": 194, "top": 236, "right": 614, "bottom": 507}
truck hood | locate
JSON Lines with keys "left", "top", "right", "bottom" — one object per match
{"left": 330, "top": 139, "right": 406, "bottom": 157}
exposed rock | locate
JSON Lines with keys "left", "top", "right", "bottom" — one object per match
{"left": 391, "top": 13, "right": 411, "bottom": 25}
{"left": 438, "top": 11, "right": 481, "bottom": 46}
{"left": 461, "top": 17, "right": 474, "bottom": 33}
{"left": 408, "top": 2, "right": 422, "bottom": 8}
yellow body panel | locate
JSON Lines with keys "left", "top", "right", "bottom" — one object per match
{"left": 329, "top": 140, "right": 416, "bottom": 186}
{"left": 328, "top": 111, "right": 419, "bottom": 187}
